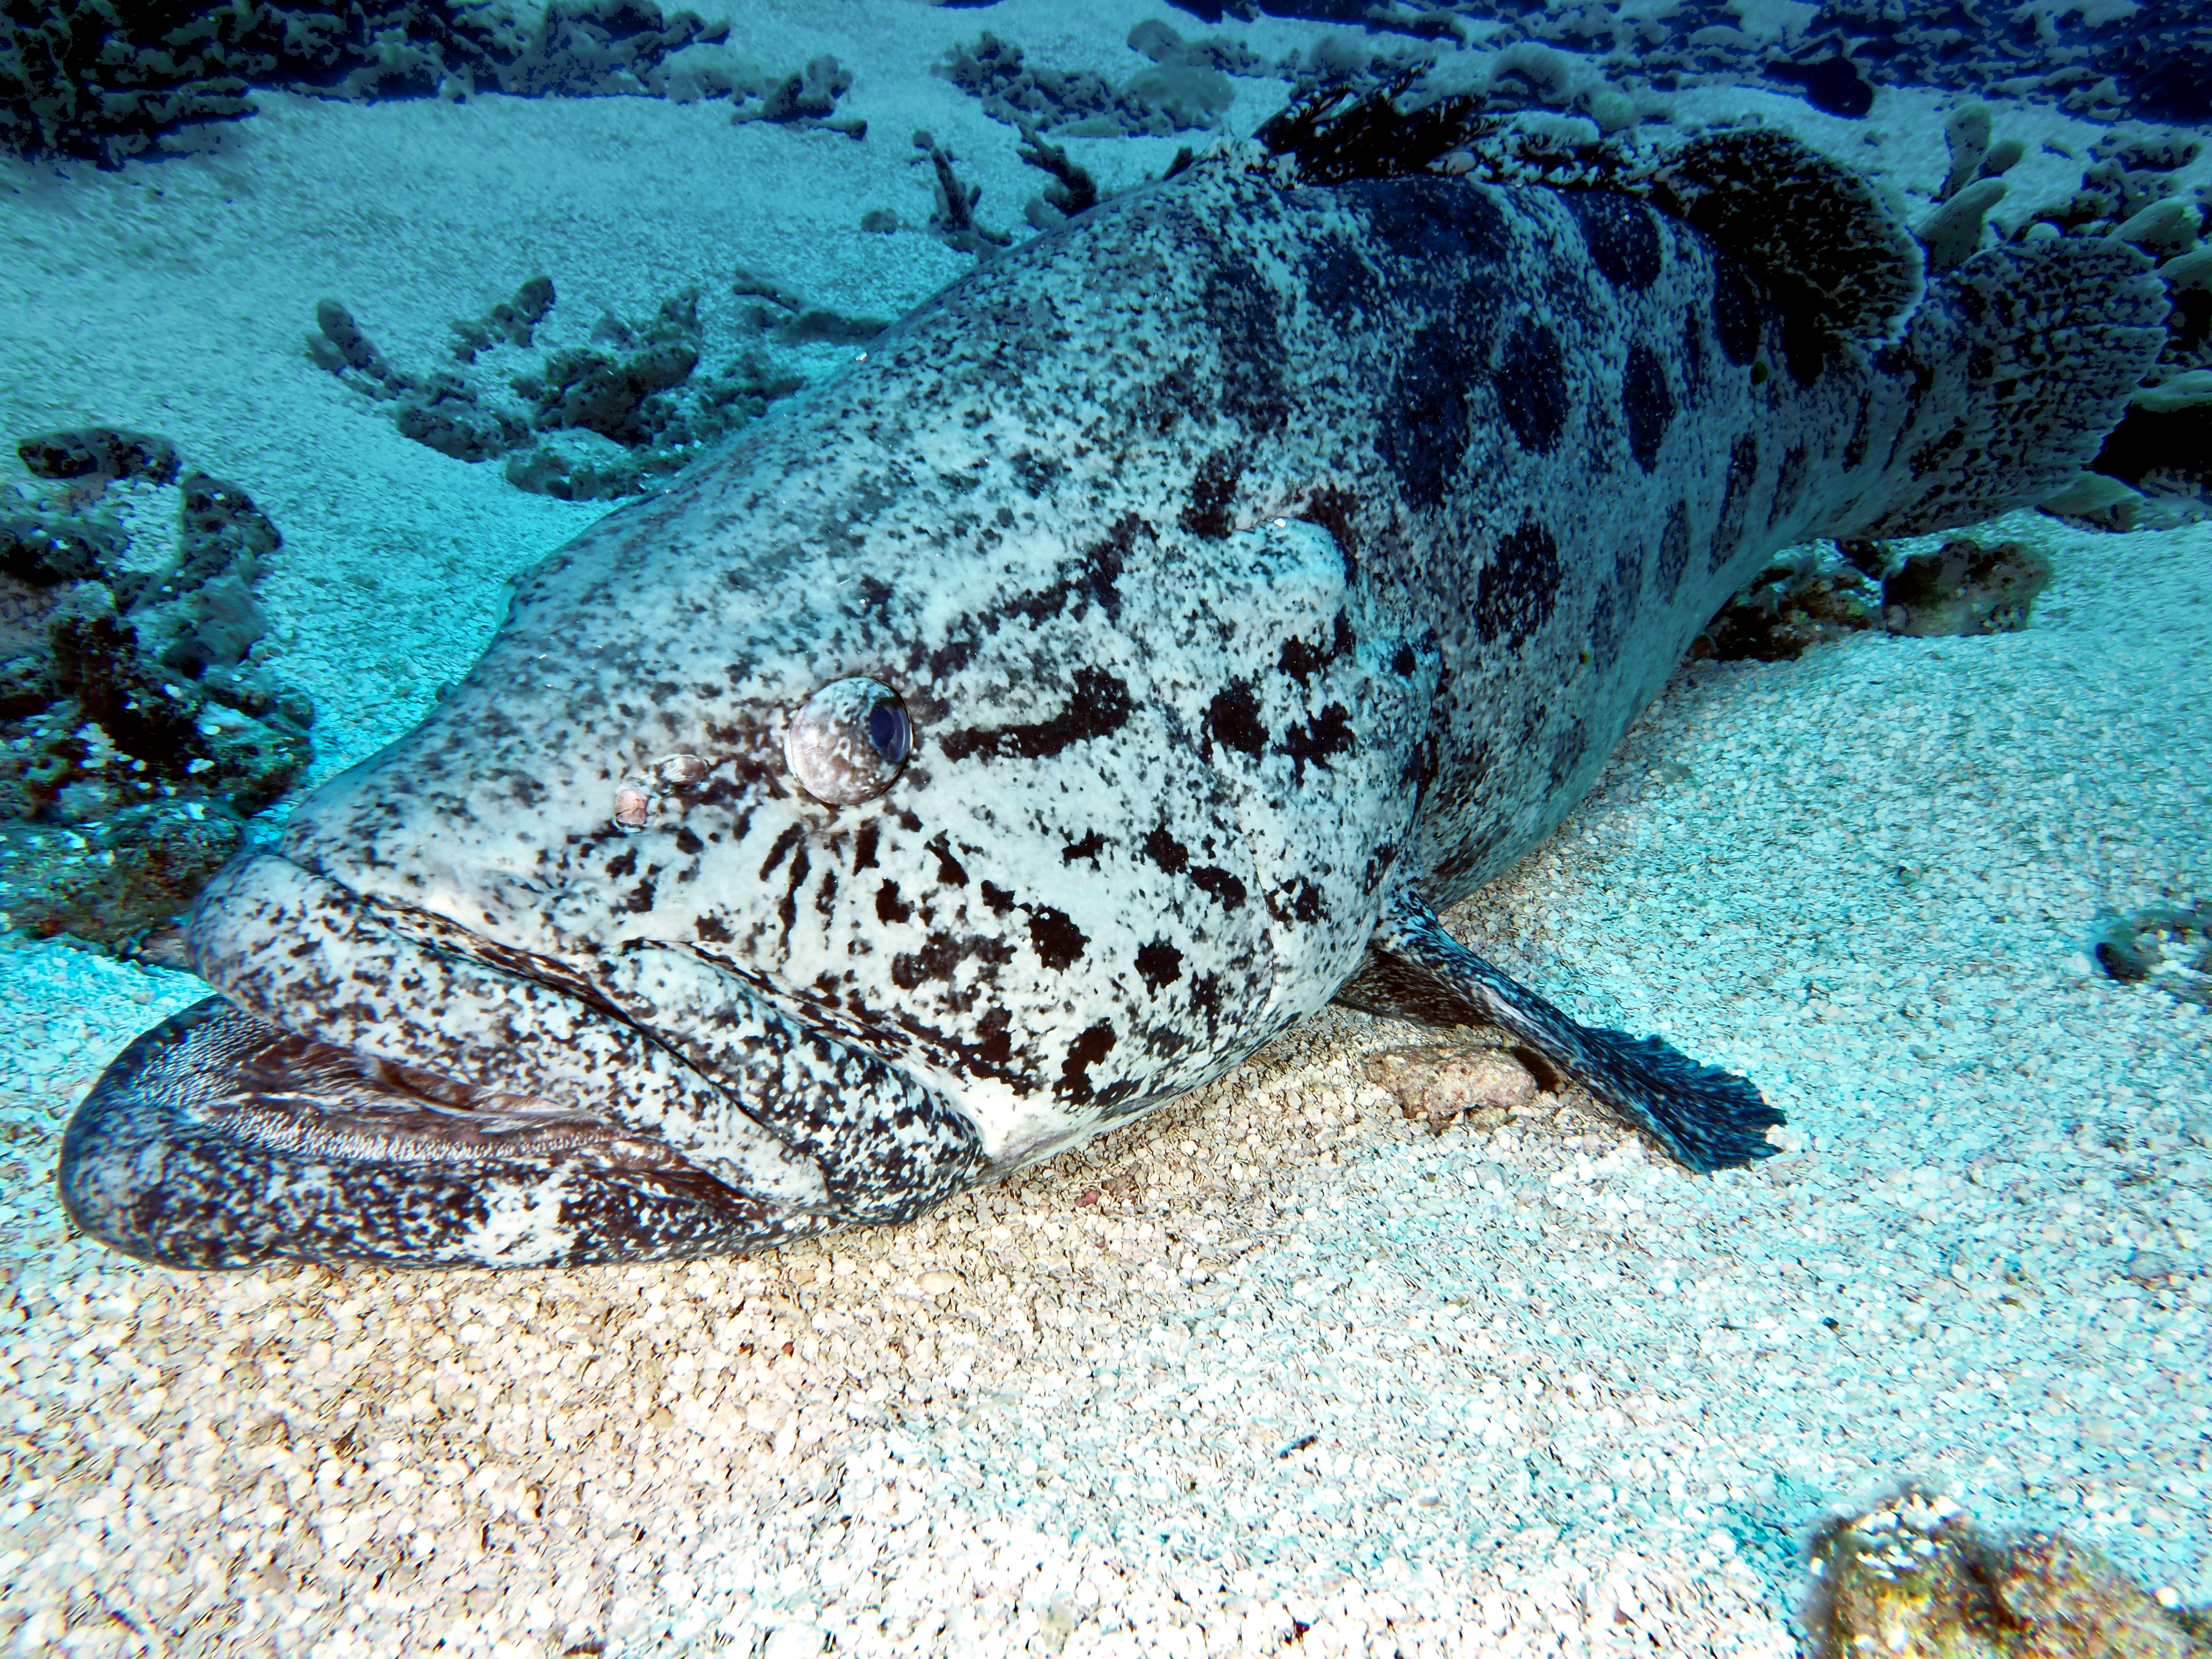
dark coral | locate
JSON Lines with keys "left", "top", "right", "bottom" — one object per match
{"left": 1699, "top": 536, "right": 2051, "bottom": 662}
{"left": 2, "top": 1, "right": 741, "bottom": 169}
{"left": 310, "top": 274, "right": 837, "bottom": 502}
{"left": 912, "top": 130, "right": 1014, "bottom": 256}
{"left": 0, "top": 438, "right": 312, "bottom": 943}
{"left": 1165, "top": 0, "right": 2212, "bottom": 125}
{"left": 935, "top": 26, "right": 1257, "bottom": 138}
{"left": 731, "top": 53, "right": 864, "bottom": 139}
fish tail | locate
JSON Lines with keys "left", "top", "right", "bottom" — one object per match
{"left": 1836, "top": 236, "right": 2168, "bottom": 538}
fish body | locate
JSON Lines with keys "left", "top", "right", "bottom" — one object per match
{"left": 60, "top": 126, "right": 2165, "bottom": 1267}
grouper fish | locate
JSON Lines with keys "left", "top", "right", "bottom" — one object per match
{"left": 59, "top": 101, "right": 2165, "bottom": 1268}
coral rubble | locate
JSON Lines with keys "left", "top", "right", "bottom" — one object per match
{"left": 0, "top": 434, "right": 311, "bottom": 943}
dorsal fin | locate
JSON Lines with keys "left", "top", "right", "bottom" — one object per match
{"left": 1645, "top": 127, "right": 1925, "bottom": 349}
{"left": 1255, "top": 73, "right": 1496, "bottom": 184}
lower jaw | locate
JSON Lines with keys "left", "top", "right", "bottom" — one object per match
{"left": 59, "top": 997, "right": 821, "bottom": 1270}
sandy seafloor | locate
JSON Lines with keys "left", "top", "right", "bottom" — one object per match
{"left": 1, "top": 1, "right": 2209, "bottom": 1653}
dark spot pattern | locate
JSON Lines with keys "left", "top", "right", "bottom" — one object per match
{"left": 1494, "top": 316, "right": 1570, "bottom": 455}
{"left": 1303, "top": 234, "right": 1379, "bottom": 316}
{"left": 875, "top": 880, "right": 911, "bottom": 924}
{"left": 1141, "top": 825, "right": 1189, "bottom": 874}
{"left": 1196, "top": 246, "right": 1289, "bottom": 434}
{"left": 1204, "top": 683, "right": 1266, "bottom": 759}
{"left": 1570, "top": 193, "right": 1662, "bottom": 290}
{"left": 1769, "top": 443, "right": 1812, "bottom": 526}
{"left": 979, "top": 880, "right": 1015, "bottom": 914}
{"left": 1622, "top": 342, "right": 1675, "bottom": 472}
{"left": 1056, "top": 1021, "right": 1116, "bottom": 1102}
{"left": 1381, "top": 320, "right": 1490, "bottom": 508}
{"left": 1711, "top": 255, "right": 1761, "bottom": 367}
{"left": 1269, "top": 878, "right": 1325, "bottom": 924}
{"left": 1189, "top": 865, "right": 1248, "bottom": 909}
{"left": 1278, "top": 612, "right": 1356, "bottom": 686}
{"left": 937, "top": 667, "right": 1134, "bottom": 762}
{"left": 1133, "top": 939, "right": 1183, "bottom": 993}
{"left": 1709, "top": 433, "right": 1761, "bottom": 573}
{"left": 1061, "top": 830, "right": 1105, "bottom": 866}
{"left": 1026, "top": 907, "right": 1087, "bottom": 971}
{"left": 926, "top": 834, "right": 968, "bottom": 887}
{"left": 1179, "top": 450, "right": 1243, "bottom": 540}
{"left": 1279, "top": 704, "right": 1354, "bottom": 778}
{"left": 1658, "top": 501, "right": 1692, "bottom": 598}
{"left": 1473, "top": 518, "right": 1563, "bottom": 650}
{"left": 1347, "top": 176, "right": 1509, "bottom": 278}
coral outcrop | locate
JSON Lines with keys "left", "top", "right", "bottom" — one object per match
{"left": 1700, "top": 537, "right": 2051, "bottom": 662}
{"left": 2, "top": 1, "right": 748, "bottom": 168}
{"left": 1814, "top": 1492, "right": 2208, "bottom": 1658}
{"left": 309, "top": 275, "right": 866, "bottom": 501}
{"left": 0, "top": 431, "right": 311, "bottom": 943}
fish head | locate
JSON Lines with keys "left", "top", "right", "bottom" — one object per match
{"left": 82, "top": 350, "right": 1431, "bottom": 1264}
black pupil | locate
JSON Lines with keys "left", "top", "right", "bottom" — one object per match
{"left": 865, "top": 699, "right": 909, "bottom": 764}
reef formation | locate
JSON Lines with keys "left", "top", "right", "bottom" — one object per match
{"left": 1816, "top": 1491, "right": 2209, "bottom": 1658}
{"left": 0, "top": 429, "right": 311, "bottom": 944}
{"left": 0, "top": 1, "right": 808, "bottom": 167}
{"left": 308, "top": 274, "right": 892, "bottom": 501}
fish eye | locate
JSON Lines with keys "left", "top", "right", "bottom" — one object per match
{"left": 785, "top": 676, "right": 912, "bottom": 804}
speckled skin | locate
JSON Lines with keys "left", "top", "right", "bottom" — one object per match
{"left": 59, "top": 144, "right": 2166, "bottom": 1267}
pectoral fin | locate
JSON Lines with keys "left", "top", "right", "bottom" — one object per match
{"left": 1337, "top": 890, "right": 1782, "bottom": 1172}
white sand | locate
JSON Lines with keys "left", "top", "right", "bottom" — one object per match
{"left": 2, "top": 4, "right": 2207, "bottom": 1654}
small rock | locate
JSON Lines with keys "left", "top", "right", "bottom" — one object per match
{"left": 1362, "top": 1044, "right": 1541, "bottom": 1131}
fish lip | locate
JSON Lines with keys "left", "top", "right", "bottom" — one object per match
{"left": 179, "top": 851, "right": 837, "bottom": 1208}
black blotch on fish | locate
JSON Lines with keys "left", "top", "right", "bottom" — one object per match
{"left": 1062, "top": 830, "right": 1106, "bottom": 867}
{"left": 695, "top": 914, "right": 731, "bottom": 943}
{"left": 1197, "top": 242, "right": 1289, "bottom": 435}
{"left": 1709, "top": 433, "right": 1761, "bottom": 573}
{"left": 875, "top": 880, "right": 911, "bottom": 924}
{"left": 1269, "top": 877, "right": 1325, "bottom": 924}
{"left": 1134, "top": 938, "right": 1183, "bottom": 993}
{"left": 937, "top": 667, "right": 1134, "bottom": 762}
{"left": 1180, "top": 450, "right": 1244, "bottom": 540}
{"left": 1381, "top": 318, "right": 1491, "bottom": 509}
{"left": 1279, "top": 703, "right": 1354, "bottom": 778}
{"left": 1547, "top": 718, "right": 1589, "bottom": 790}
{"left": 1278, "top": 612, "right": 1356, "bottom": 686}
{"left": 1473, "top": 517, "right": 1563, "bottom": 650}
{"left": 1711, "top": 254, "right": 1762, "bottom": 367}
{"left": 1056, "top": 1020, "right": 1116, "bottom": 1101}
{"left": 1302, "top": 233, "right": 1380, "bottom": 317}
{"left": 979, "top": 880, "right": 1015, "bottom": 914}
{"left": 926, "top": 834, "right": 969, "bottom": 887}
{"left": 1297, "top": 485, "right": 1361, "bottom": 578}
{"left": 1026, "top": 906, "right": 1087, "bottom": 970}
{"left": 1204, "top": 682, "right": 1267, "bottom": 759}
{"left": 758, "top": 823, "right": 802, "bottom": 881}
{"left": 1494, "top": 315, "right": 1570, "bottom": 455}
{"left": 1622, "top": 341, "right": 1676, "bottom": 472}
{"left": 1770, "top": 443, "right": 1812, "bottom": 525}
{"left": 1190, "top": 865, "right": 1248, "bottom": 909}
{"left": 853, "top": 822, "right": 880, "bottom": 871}
{"left": 1142, "top": 825, "right": 1190, "bottom": 874}
{"left": 1346, "top": 175, "right": 1509, "bottom": 279}
{"left": 1569, "top": 192, "right": 1662, "bottom": 290}
{"left": 1658, "top": 500, "right": 1692, "bottom": 599}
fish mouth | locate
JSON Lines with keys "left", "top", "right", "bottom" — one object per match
{"left": 59, "top": 853, "right": 986, "bottom": 1270}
